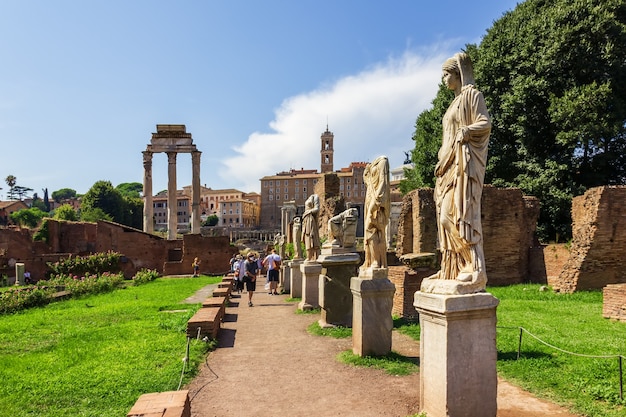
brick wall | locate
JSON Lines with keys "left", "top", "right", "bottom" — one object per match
{"left": 554, "top": 186, "right": 626, "bottom": 292}
{"left": 395, "top": 187, "right": 540, "bottom": 285}
{"left": 602, "top": 284, "right": 626, "bottom": 321}
{"left": 388, "top": 265, "right": 436, "bottom": 320}
{"left": 0, "top": 219, "right": 237, "bottom": 281}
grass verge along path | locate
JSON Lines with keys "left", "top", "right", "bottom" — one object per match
{"left": 0, "top": 276, "right": 220, "bottom": 417}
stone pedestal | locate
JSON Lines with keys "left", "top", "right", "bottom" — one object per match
{"left": 414, "top": 291, "right": 499, "bottom": 417}
{"left": 298, "top": 261, "right": 322, "bottom": 311}
{"left": 350, "top": 268, "right": 395, "bottom": 356}
{"left": 15, "top": 263, "right": 25, "bottom": 286}
{"left": 289, "top": 259, "right": 303, "bottom": 298}
{"left": 318, "top": 250, "right": 360, "bottom": 328}
{"left": 281, "top": 264, "right": 291, "bottom": 294}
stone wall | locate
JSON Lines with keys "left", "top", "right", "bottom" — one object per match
{"left": 0, "top": 219, "right": 236, "bottom": 281}
{"left": 602, "top": 284, "right": 626, "bottom": 321}
{"left": 554, "top": 186, "right": 626, "bottom": 292}
{"left": 528, "top": 244, "right": 570, "bottom": 285}
{"left": 396, "top": 187, "right": 540, "bottom": 286}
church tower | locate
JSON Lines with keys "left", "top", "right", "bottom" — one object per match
{"left": 320, "top": 125, "right": 334, "bottom": 173}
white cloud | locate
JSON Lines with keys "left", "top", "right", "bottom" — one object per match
{"left": 220, "top": 50, "right": 449, "bottom": 193}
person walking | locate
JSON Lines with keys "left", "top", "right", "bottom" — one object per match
{"left": 263, "top": 248, "right": 282, "bottom": 295}
{"left": 233, "top": 254, "right": 245, "bottom": 293}
{"left": 243, "top": 252, "right": 259, "bottom": 306}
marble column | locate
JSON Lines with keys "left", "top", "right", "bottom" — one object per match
{"left": 191, "top": 150, "right": 202, "bottom": 234}
{"left": 167, "top": 151, "right": 177, "bottom": 240}
{"left": 142, "top": 151, "right": 154, "bottom": 234}
{"left": 15, "top": 263, "right": 25, "bottom": 286}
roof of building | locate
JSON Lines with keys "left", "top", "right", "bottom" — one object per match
{"left": 0, "top": 200, "right": 29, "bottom": 210}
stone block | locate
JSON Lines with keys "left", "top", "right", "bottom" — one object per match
{"left": 187, "top": 307, "right": 221, "bottom": 339}
{"left": 127, "top": 390, "right": 191, "bottom": 417}
{"left": 415, "top": 292, "right": 499, "bottom": 417}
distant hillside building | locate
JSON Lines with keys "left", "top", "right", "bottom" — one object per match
{"left": 259, "top": 127, "right": 370, "bottom": 229}
{"left": 0, "top": 200, "right": 29, "bottom": 226}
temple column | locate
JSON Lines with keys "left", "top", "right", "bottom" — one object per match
{"left": 142, "top": 151, "right": 154, "bottom": 233}
{"left": 167, "top": 151, "right": 177, "bottom": 240}
{"left": 191, "top": 150, "right": 202, "bottom": 234}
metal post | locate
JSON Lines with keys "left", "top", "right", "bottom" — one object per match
{"left": 618, "top": 356, "right": 624, "bottom": 400}
{"left": 517, "top": 327, "right": 523, "bottom": 360}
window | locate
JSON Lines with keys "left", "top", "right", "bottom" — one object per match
{"left": 295, "top": 187, "right": 299, "bottom": 193}
{"left": 295, "top": 194, "right": 299, "bottom": 200}
{"left": 270, "top": 180, "right": 274, "bottom": 186}
{"left": 276, "top": 180, "right": 280, "bottom": 186}
{"left": 276, "top": 188, "right": 280, "bottom": 193}
{"left": 303, "top": 180, "right": 307, "bottom": 185}
{"left": 295, "top": 180, "right": 299, "bottom": 185}
{"left": 284, "top": 194, "right": 288, "bottom": 200}
{"left": 276, "top": 195, "right": 280, "bottom": 200}
{"left": 269, "top": 195, "right": 273, "bottom": 201}
{"left": 264, "top": 181, "right": 268, "bottom": 188}
{"left": 303, "top": 187, "right": 307, "bottom": 193}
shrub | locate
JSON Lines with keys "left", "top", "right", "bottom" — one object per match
{"left": 0, "top": 286, "right": 55, "bottom": 314}
{"left": 47, "top": 251, "right": 121, "bottom": 278}
{"left": 132, "top": 269, "right": 160, "bottom": 286}
{"left": 43, "top": 272, "right": 124, "bottom": 296}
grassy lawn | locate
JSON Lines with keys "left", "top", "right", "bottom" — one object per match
{"left": 0, "top": 276, "right": 221, "bottom": 417}
{"left": 490, "top": 284, "right": 626, "bottom": 417}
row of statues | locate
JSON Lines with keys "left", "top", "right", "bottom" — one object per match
{"left": 284, "top": 52, "right": 490, "bottom": 293}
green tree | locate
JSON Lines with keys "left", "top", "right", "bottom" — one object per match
{"left": 30, "top": 192, "right": 48, "bottom": 212}
{"left": 202, "top": 214, "right": 219, "bottom": 227}
{"left": 42, "top": 188, "right": 50, "bottom": 212}
{"left": 51, "top": 188, "right": 77, "bottom": 202}
{"left": 5, "top": 175, "right": 16, "bottom": 198}
{"left": 116, "top": 182, "right": 143, "bottom": 198}
{"left": 122, "top": 196, "right": 143, "bottom": 229}
{"left": 400, "top": 82, "right": 454, "bottom": 192}
{"left": 80, "top": 207, "right": 113, "bottom": 223}
{"left": 474, "top": 0, "right": 626, "bottom": 241}
{"left": 10, "top": 207, "right": 47, "bottom": 228}
{"left": 403, "top": 0, "right": 626, "bottom": 242}
{"left": 53, "top": 204, "right": 78, "bottom": 221}
{"left": 81, "top": 181, "right": 124, "bottom": 223}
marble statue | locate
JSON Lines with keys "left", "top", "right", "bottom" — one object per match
{"left": 363, "top": 156, "right": 390, "bottom": 269}
{"left": 301, "top": 194, "right": 321, "bottom": 262}
{"left": 292, "top": 216, "right": 303, "bottom": 259}
{"left": 422, "top": 52, "right": 491, "bottom": 294}
{"left": 328, "top": 203, "right": 359, "bottom": 249}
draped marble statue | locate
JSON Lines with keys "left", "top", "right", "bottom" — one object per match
{"left": 328, "top": 203, "right": 359, "bottom": 249}
{"left": 362, "top": 156, "right": 390, "bottom": 269}
{"left": 301, "top": 194, "right": 321, "bottom": 262}
{"left": 292, "top": 216, "right": 303, "bottom": 259}
{"left": 421, "top": 52, "right": 491, "bottom": 295}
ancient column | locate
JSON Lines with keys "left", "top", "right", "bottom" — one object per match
{"left": 191, "top": 150, "right": 202, "bottom": 234}
{"left": 167, "top": 151, "right": 177, "bottom": 240}
{"left": 142, "top": 151, "right": 154, "bottom": 234}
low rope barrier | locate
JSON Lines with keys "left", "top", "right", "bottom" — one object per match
{"left": 497, "top": 326, "right": 624, "bottom": 400}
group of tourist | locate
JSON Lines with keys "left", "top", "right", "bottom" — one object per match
{"left": 228, "top": 248, "right": 282, "bottom": 307}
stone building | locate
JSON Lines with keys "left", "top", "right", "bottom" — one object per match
{"left": 0, "top": 200, "right": 29, "bottom": 226}
{"left": 152, "top": 190, "right": 191, "bottom": 232}
{"left": 259, "top": 126, "right": 370, "bottom": 229}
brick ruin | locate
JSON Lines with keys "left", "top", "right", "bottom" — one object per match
{"left": 0, "top": 219, "right": 235, "bottom": 282}
{"left": 553, "top": 185, "right": 626, "bottom": 292}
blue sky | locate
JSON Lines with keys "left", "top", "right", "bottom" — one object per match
{"left": 0, "top": 0, "right": 520, "bottom": 198}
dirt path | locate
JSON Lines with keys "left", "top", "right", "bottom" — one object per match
{"left": 184, "top": 288, "right": 581, "bottom": 417}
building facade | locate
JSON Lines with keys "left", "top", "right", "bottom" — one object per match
{"left": 259, "top": 127, "right": 369, "bottom": 229}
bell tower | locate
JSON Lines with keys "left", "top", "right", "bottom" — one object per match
{"left": 320, "top": 125, "right": 334, "bottom": 173}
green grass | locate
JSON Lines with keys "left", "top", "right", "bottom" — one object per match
{"left": 490, "top": 284, "right": 626, "bottom": 417}
{"left": 0, "top": 276, "right": 221, "bottom": 417}
{"left": 307, "top": 321, "right": 352, "bottom": 338}
{"left": 337, "top": 350, "right": 418, "bottom": 376}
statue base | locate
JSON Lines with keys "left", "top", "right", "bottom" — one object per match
{"left": 298, "top": 262, "right": 322, "bottom": 311}
{"left": 414, "top": 291, "right": 499, "bottom": 417}
{"left": 288, "top": 259, "right": 303, "bottom": 298}
{"left": 350, "top": 272, "right": 396, "bottom": 357}
{"left": 317, "top": 252, "right": 360, "bottom": 328}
